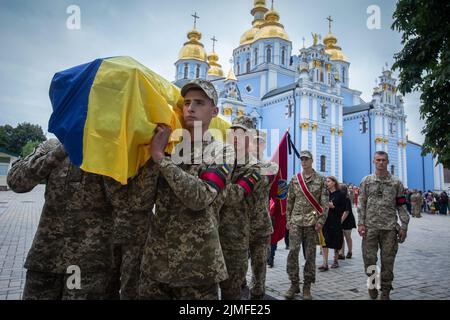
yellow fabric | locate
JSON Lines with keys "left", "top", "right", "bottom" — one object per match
{"left": 319, "top": 230, "right": 326, "bottom": 247}
{"left": 81, "top": 56, "right": 182, "bottom": 184}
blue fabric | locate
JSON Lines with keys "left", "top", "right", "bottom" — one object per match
{"left": 48, "top": 58, "right": 103, "bottom": 166}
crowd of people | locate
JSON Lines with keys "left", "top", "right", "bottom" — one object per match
{"left": 405, "top": 189, "right": 449, "bottom": 216}
{"left": 5, "top": 78, "right": 444, "bottom": 301}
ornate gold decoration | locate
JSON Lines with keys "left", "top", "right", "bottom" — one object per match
{"left": 330, "top": 127, "right": 336, "bottom": 135}
{"left": 338, "top": 129, "right": 343, "bottom": 136}
{"left": 237, "top": 108, "right": 245, "bottom": 117}
{"left": 223, "top": 106, "right": 233, "bottom": 116}
{"left": 375, "top": 137, "right": 383, "bottom": 144}
{"left": 311, "top": 122, "right": 318, "bottom": 131}
{"left": 300, "top": 122, "right": 309, "bottom": 129}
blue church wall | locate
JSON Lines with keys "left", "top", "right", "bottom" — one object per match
{"left": 316, "top": 124, "right": 331, "bottom": 177}
{"left": 407, "top": 142, "right": 435, "bottom": 191}
{"left": 237, "top": 76, "right": 261, "bottom": 98}
{"left": 277, "top": 73, "right": 294, "bottom": 88}
{"left": 343, "top": 114, "right": 372, "bottom": 185}
{"left": 342, "top": 90, "right": 354, "bottom": 107}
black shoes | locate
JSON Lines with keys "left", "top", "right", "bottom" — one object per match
{"left": 346, "top": 252, "right": 352, "bottom": 259}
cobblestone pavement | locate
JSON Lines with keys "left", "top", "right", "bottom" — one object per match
{"left": 1, "top": 185, "right": 449, "bottom": 300}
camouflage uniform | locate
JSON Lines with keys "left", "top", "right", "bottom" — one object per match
{"left": 104, "top": 160, "right": 159, "bottom": 299}
{"left": 219, "top": 155, "right": 266, "bottom": 300}
{"left": 286, "top": 170, "right": 329, "bottom": 287}
{"left": 357, "top": 173, "right": 410, "bottom": 293}
{"left": 7, "top": 139, "right": 116, "bottom": 300}
{"left": 411, "top": 192, "right": 423, "bottom": 218}
{"left": 248, "top": 160, "right": 278, "bottom": 299}
{"left": 139, "top": 137, "right": 234, "bottom": 300}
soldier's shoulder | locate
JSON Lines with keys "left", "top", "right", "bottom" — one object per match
{"left": 361, "top": 174, "right": 374, "bottom": 184}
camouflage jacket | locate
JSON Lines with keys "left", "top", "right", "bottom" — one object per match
{"left": 286, "top": 170, "right": 329, "bottom": 227}
{"left": 7, "top": 139, "right": 114, "bottom": 274}
{"left": 141, "top": 137, "right": 234, "bottom": 287}
{"left": 249, "top": 160, "right": 278, "bottom": 242}
{"left": 357, "top": 173, "right": 410, "bottom": 230}
{"left": 219, "top": 155, "right": 269, "bottom": 251}
{"left": 103, "top": 159, "right": 159, "bottom": 245}
{"left": 411, "top": 193, "right": 423, "bottom": 207}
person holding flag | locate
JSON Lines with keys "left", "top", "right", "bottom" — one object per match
{"left": 284, "top": 150, "right": 329, "bottom": 300}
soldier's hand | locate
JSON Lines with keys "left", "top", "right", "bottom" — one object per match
{"left": 398, "top": 229, "right": 407, "bottom": 243}
{"left": 47, "top": 144, "right": 67, "bottom": 163}
{"left": 151, "top": 124, "right": 172, "bottom": 163}
{"left": 314, "top": 223, "right": 322, "bottom": 232}
{"left": 358, "top": 225, "right": 366, "bottom": 237}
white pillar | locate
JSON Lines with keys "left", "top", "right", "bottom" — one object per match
{"left": 384, "top": 116, "right": 389, "bottom": 152}
{"left": 402, "top": 143, "right": 408, "bottom": 187}
{"left": 300, "top": 94, "right": 310, "bottom": 150}
{"left": 312, "top": 124, "right": 317, "bottom": 171}
{"left": 338, "top": 130, "right": 343, "bottom": 182}
{"left": 331, "top": 128, "right": 336, "bottom": 177}
{"left": 433, "top": 158, "right": 444, "bottom": 191}
{"left": 312, "top": 98, "right": 318, "bottom": 170}
{"left": 375, "top": 113, "right": 382, "bottom": 151}
{"left": 397, "top": 144, "right": 403, "bottom": 182}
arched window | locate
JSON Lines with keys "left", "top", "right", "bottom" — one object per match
{"left": 195, "top": 64, "right": 200, "bottom": 78}
{"left": 321, "top": 103, "right": 327, "bottom": 119}
{"left": 246, "top": 58, "right": 250, "bottom": 73}
{"left": 320, "top": 155, "right": 326, "bottom": 172}
{"left": 281, "top": 48, "right": 286, "bottom": 65}
{"left": 237, "top": 62, "right": 240, "bottom": 75}
{"left": 266, "top": 46, "right": 272, "bottom": 63}
{"left": 320, "top": 71, "right": 324, "bottom": 82}
{"left": 342, "top": 67, "right": 345, "bottom": 84}
{"left": 254, "top": 48, "right": 258, "bottom": 66}
{"left": 183, "top": 64, "right": 188, "bottom": 79}
{"left": 391, "top": 165, "right": 395, "bottom": 175}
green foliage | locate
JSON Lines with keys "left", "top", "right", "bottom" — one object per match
{"left": 21, "top": 140, "right": 42, "bottom": 157}
{"left": 0, "top": 123, "right": 46, "bottom": 155}
{"left": 392, "top": 0, "right": 450, "bottom": 168}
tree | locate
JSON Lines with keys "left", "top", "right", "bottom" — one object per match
{"left": 0, "top": 123, "right": 46, "bottom": 155}
{"left": 392, "top": 0, "right": 450, "bottom": 168}
{"left": 21, "top": 140, "right": 42, "bottom": 157}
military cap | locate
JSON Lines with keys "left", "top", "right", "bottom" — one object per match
{"left": 230, "top": 116, "right": 255, "bottom": 131}
{"left": 300, "top": 150, "right": 313, "bottom": 160}
{"left": 181, "top": 79, "right": 218, "bottom": 106}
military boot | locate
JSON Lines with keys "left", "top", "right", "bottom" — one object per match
{"left": 368, "top": 288, "right": 378, "bottom": 300}
{"left": 302, "top": 284, "right": 312, "bottom": 300}
{"left": 380, "top": 289, "right": 391, "bottom": 300}
{"left": 284, "top": 283, "right": 300, "bottom": 299}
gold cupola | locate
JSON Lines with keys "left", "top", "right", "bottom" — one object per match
{"left": 239, "top": 0, "right": 269, "bottom": 45}
{"left": 323, "top": 16, "right": 348, "bottom": 62}
{"left": 207, "top": 52, "right": 224, "bottom": 77}
{"left": 178, "top": 28, "right": 208, "bottom": 62}
{"left": 253, "top": 5, "right": 290, "bottom": 42}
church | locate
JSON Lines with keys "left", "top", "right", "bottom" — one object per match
{"left": 172, "top": 0, "right": 446, "bottom": 191}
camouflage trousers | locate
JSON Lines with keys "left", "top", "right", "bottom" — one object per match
{"left": 286, "top": 225, "right": 319, "bottom": 285}
{"left": 138, "top": 272, "right": 218, "bottom": 300}
{"left": 110, "top": 243, "right": 144, "bottom": 300}
{"left": 362, "top": 229, "right": 399, "bottom": 291}
{"left": 248, "top": 236, "right": 270, "bottom": 298}
{"left": 22, "top": 270, "right": 118, "bottom": 300}
{"left": 220, "top": 249, "right": 248, "bottom": 300}
{"left": 412, "top": 205, "right": 422, "bottom": 217}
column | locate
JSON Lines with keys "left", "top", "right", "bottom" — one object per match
{"left": 311, "top": 98, "right": 318, "bottom": 170}
{"left": 338, "top": 103, "right": 343, "bottom": 182}
{"left": 402, "top": 143, "right": 408, "bottom": 188}
{"left": 300, "top": 93, "right": 310, "bottom": 150}
{"left": 375, "top": 113, "right": 383, "bottom": 151}
{"left": 383, "top": 116, "right": 389, "bottom": 152}
{"left": 330, "top": 127, "right": 336, "bottom": 177}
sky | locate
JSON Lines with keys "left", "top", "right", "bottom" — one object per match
{"left": 0, "top": 0, "right": 425, "bottom": 144}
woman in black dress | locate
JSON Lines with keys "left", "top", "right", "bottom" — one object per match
{"left": 339, "top": 184, "right": 356, "bottom": 259}
{"left": 319, "top": 176, "right": 346, "bottom": 270}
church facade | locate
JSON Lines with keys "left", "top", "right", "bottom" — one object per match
{"left": 172, "top": 0, "right": 446, "bottom": 191}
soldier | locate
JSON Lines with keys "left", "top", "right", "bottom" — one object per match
{"left": 358, "top": 151, "right": 410, "bottom": 300}
{"left": 247, "top": 130, "right": 278, "bottom": 300}
{"left": 7, "top": 139, "right": 116, "bottom": 300}
{"left": 284, "top": 150, "right": 329, "bottom": 300}
{"left": 411, "top": 190, "right": 423, "bottom": 218}
{"left": 105, "top": 160, "right": 159, "bottom": 299}
{"left": 218, "top": 117, "right": 271, "bottom": 300}
{"left": 138, "top": 79, "right": 234, "bottom": 300}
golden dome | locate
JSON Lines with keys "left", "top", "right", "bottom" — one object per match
{"left": 240, "top": 1, "right": 268, "bottom": 46}
{"left": 253, "top": 9, "right": 290, "bottom": 42}
{"left": 178, "top": 28, "right": 207, "bottom": 62}
{"left": 207, "top": 52, "right": 224, "bottom": 77}
{"left": 323, "top": 32, "right": 347, "bottom": 62}
{"left": 226, "top": 68, "right": 237, "bottom": 81}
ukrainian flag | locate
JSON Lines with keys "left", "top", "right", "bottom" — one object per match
{"left": 48, "top": 56, "right": 230, "bottom": 185}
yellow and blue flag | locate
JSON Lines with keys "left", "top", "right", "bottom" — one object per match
{"left": 48, "top": 56, "right": 230, "bottom": 184}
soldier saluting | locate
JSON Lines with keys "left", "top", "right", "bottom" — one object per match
{"left": 357, "top": 151, "right": 410, "bottom": 300}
